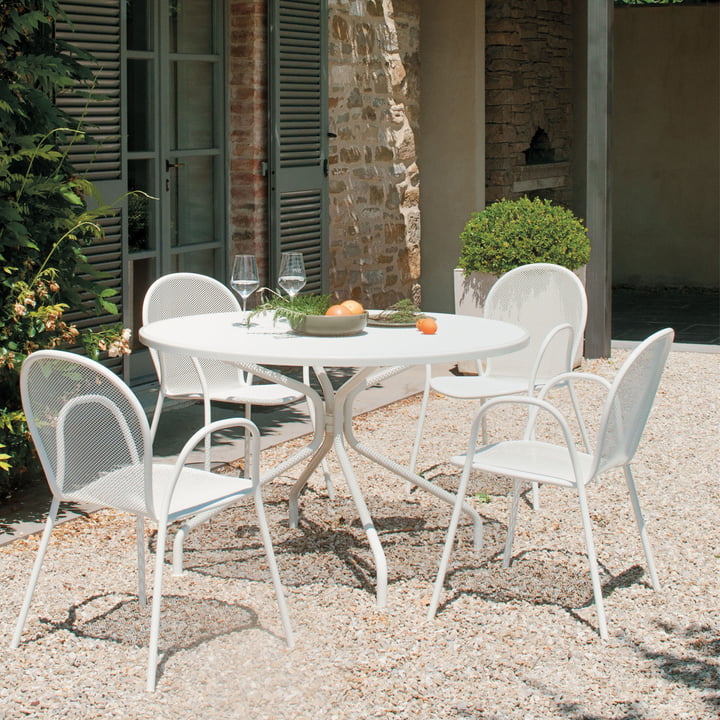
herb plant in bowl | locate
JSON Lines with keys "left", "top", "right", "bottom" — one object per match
{"left": 251, "top": 292, "right": 368, "bottom": 336}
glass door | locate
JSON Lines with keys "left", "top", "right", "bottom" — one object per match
{"left": 125, "top": 0, "right": 226, "bottom": 379}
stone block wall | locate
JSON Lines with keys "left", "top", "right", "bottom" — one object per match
{"left": 485, "top": 0, "right": 575, "bottom": 206}
{"left": 327, "top": 0, "right": 421, "bottom": 308}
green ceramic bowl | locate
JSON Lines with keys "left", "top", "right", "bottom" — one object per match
{"left": 289, "top": 312, "right": 368, "bottom": 337}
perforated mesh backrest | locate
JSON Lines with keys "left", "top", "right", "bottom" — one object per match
{"left": 20, "top": 350, "right": 155, "bottom": 517}
{"left": 484, "top": 263, "right": 587, "bottom": 380}
{"left": 592, "top": 328, "right": 674, "bottom": 476}
{"left": 142, "top": 273, "right": 243, "bottom": 395}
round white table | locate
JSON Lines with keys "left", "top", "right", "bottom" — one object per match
{"left": 140, "top": 311, "right": 528, "bottom": 606}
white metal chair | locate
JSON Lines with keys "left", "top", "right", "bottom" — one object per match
{"left": 142, "top": 272, "right": 334, "bottom": 499}
{"left": 10, "top": 350, "right": 294, "bottom": 692}
{"left": 410, "top": 263, "right": 588, "bottom": 508}
{"left": 427, "top": 328, "right": 674, "bottom": 639}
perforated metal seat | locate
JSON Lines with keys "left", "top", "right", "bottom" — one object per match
{"left": 10, "top": 350, "right": 293, "bottom": 691}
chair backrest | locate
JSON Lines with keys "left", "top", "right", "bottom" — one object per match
{"left": 142, "top": 272, "right": 242, "bottom": 394}
{"left": 20, "top": 350, "right": 157, "bottom": 517}
{"left": 484, "top": 263, "right": 587, "bottom": 380}
{"left": 592, "top": 328, "right": 674, "bottom": 476}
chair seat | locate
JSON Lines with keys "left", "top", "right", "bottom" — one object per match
{"left": 165, "top": 378, "right": 304, "bottom": 406}
{"left": 450, "top": 440, "right": 594, "bottom": 488}
{"left": 62, "top": 463, "right": 253, "bottom": 521}
{"left": 431, "top": 374, "right": 532, "bottom": 400}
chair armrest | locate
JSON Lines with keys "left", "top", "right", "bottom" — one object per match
{"left": 538, "top": 371, "right": 612, "bottom": 400}
{"left": 528, "top": 322, "right": 574, "bottom": 390}
{"left": 156, "top": 418, "right": 262, "bottom": 519}
{"left": 467, "top": 394, "right": 586, "bottom": 480}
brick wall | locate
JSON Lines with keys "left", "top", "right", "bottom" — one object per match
{"left": 227, "top": 0, "right": 270, "bottom": 282}
{"left": 327, "top": 0, "right": 421, "bottom": 307}
{"left": 485, "top": 0, "right": 574, "bottom": 205}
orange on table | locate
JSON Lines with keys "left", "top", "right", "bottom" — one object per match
{"left": 416, "top": 316, "right": 438, "bottom": 334}
{"left": 340, "top": 299, "right": 365, "bottom": 315}
{"left": 325, "top": 304, "right": 353, "bottom": 316}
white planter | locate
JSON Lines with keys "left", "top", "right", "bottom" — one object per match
{"left": 453, "top": 266, "right": 586, "bottom": 373}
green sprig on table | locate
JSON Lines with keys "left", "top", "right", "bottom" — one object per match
{"left": 372, "top": 299, "right": 426, "bottom": 324}
{"left": 249, "top": 290, "right": 333, "bottom": 323}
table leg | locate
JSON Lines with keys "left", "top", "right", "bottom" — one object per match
{"left": 341, "top": 368, "right": 484, "bottom": 553}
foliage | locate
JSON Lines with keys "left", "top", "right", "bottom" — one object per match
{"left": 251, "top": 290, "right": 334, "bottom": 323}
{"left": 370, "top": 299, "right": 426, "bottom": 324}
{"left": 0, "top": 1, "right": 130, "bottom": 498}
{"left": 458, "top": 197, "right": 591, "bottom": 276}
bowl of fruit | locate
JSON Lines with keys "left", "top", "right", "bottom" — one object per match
{"left": 252, "top": 293, "right": 368, "bottom": 336}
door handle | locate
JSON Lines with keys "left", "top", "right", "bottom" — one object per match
{"left": 165, "top": 160, "right": 185, "bottom": 171}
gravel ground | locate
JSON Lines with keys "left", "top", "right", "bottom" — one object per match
{"left": 1, "top": 348, "right": 719, "bottom": 719}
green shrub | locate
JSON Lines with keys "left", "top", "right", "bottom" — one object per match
{"left": 0, "top": 1, "right": 130, "bottom": 499}
{"left": 458, "top": 196, "right": 591, "bottom": 276}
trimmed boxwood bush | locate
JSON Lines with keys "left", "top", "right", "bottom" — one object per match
{"left": 458, "top": 196, "right": 591, "bottom": 276}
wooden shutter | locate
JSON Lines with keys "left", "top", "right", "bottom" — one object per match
{"left": 269, "top": 0, "right": 328, "bottom": 293}
{"left": 55, "top": 1, "right": 125, "bottom": 368}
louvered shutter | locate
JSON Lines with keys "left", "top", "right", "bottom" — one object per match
{"left": 269, "top": 0, "right": 328, "bottom": 293}
{"left": 55, "top": 1, "right": 125, "bottom": 369}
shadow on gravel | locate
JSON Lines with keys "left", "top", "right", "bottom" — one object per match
{"left": 35, "top": 592, "right": 271, "bottom": 685}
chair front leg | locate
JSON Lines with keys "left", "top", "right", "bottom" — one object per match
{"left": 408, "top": 364, "right": 431, "bottom": 476}
{"left": 502, "top": 480, "right": 522, "bottom": 568}
{"left": 576, "top": 483, "right": 608, "bottom": 640}
{"left": 10, "top": 497, "right": 60, "bottom": 649}
{"left": 147, "top": 522, "right": 168, "bottom": 692}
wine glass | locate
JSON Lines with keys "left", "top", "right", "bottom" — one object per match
{"left": 277, "top": 252, "right": 306, "bottom": 298}
{"left": 230, "top": 254, "right": 259, "bottom": 317}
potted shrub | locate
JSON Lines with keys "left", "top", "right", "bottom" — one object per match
{"left": 453, "top": 196, "right": 591, "bottom": 369}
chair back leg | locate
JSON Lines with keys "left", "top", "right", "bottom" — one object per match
{"left": 623, "top": 464, "right": 661, "bottom": 591}
{"left": 576, "top": 482, "right": 609, "bottom": 639}
{"left": 136, "top": 516, "right": 147, "bottom": 605}
{"left": 253, "top": 490, "right": 294, "bottom": 648}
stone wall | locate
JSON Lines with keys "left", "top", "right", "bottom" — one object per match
{"left": 485, "top": 0, "right": 575, "bottom": 206}
{"left": 327, "top": 0, "right": 421, "bottom": 307}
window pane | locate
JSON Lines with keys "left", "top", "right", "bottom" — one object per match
{"left": 128, "top": 160, "right": 157, "bottom": 252}
{"left": 169, "top": 0, "right": 214, "bottom": 54}
{"left": 127, "top": 59, "right": 154, "bottom": 151}
{"left": 172, "top": 250, "right": 216, "bottom": 275}
{"left": 127, "top": 0, "right": 153, "bottom": 51}
{"left": 170, "top": 61, "right": 215, "bottom": 149}
{"left": 169, "top": 156, "right": 216, "bottom": 247}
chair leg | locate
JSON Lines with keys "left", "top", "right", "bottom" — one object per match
{"left": 623, "top": 464, "right": 660, "bottom": 591}
{"left": 202, "top": 396, "right": 212, "bottom": 473}
{"left": 253, "top": 489, "right": 294, "bottom": 648}
{"left": 147, "top": 523, "right": 168, "bottom": 692}
{"left": 427, "top": 458, "right": 475, "bottom": 620}
{"left": 149, "top": 390, "right": 166, "bottom": 443}
{"left": 576, "top": 484, "right": 608, "bottom": 640}
{"left": 136, "top": 516, "right": 147, "bottom": 605}
{"left": 408, "top": 364, "right": 431, "bottom": 477}
{"left": 10, "top": 497, "right": 60, "bottom": 649}
{"left": 503, "top": 480, "right": 522, "bottom": 568}
{"left": 531, "top": 482, "right": 540, "bottom": 511}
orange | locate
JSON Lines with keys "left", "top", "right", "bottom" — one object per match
{"left": 416, "top": 317, "right": 438, "bottom": 335}
{"left": 340, "top": 299, "right": 365, "bottom": 315}
{"left": 325, "top": 304, "right": 352, "bottom": 316}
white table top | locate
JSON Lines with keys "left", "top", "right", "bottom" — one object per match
{"left": 139, "top": 311, "right": 529, "bottom": 368}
